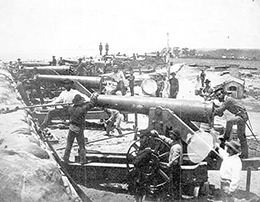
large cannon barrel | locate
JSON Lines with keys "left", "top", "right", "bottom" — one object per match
{"left": 37, "top": 75, "right": 103, "bottom": 89}
{"left": 63, "top": 59, "right": 78, "bottom": 64}
{"left": 22, "top": 61, "right": 51, "bottom": 67}
{"left": 96, "top": 95, "right": 214, "bottom": 123}
{"left": 24, "top": 66, "right": 71, "bottom": 74}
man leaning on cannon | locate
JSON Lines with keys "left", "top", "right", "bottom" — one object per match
{"left": 63, "top": 93, "right": 98, "bottom": 164}
{"left": 213, "top": 87, "right": 249, "bottom": 159}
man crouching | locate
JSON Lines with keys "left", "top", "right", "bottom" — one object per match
{"left": 63, "top": 93, "right": 98, "bottom": 164}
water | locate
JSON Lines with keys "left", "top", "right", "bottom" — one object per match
{"left": 171, "top": 58, "right": 260, "bottom": 70}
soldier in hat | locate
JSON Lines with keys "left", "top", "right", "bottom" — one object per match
{"left": 16, "top": 58, "right": 23, "bottom": 69}
{"left": 169, "top": 71, "right": 179, "bottom": 99}
{"left": 213, "top": 87, "right": 249, "bottom": 158}
{"left": 215, "top": 140, "right": 242, "bottom": 201}
{"left": 200, "top": 79, "right": 213, "bottom": 101}
{"left": 151, "top": 129, "right": 183, "bottom": 199}
{"left": 63, "top": 93, "right": 98, "bottom": 164}
{"left": 41, "top": 78, "right": 90, "bottom": 129}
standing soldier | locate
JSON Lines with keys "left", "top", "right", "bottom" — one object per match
{"left": 155, "top": 73, "right": 165, "bottom": 97}
{"left": 99, "top": 42, "right": 103, "bottom": 55}
{"left": 200, "top": 69, "right": 206, "bottom": 87}
{"left": 213, "top": 87, "right": 249, "bottom": 158}
{"left": 51, "top": 56, "right": 57, "bottom": 66}
{"left": 169, "top": 71, "right": 179, "bottom": 98}
{"left": 105, "top": 43, "right": 109, "bottom": 55}
{"left": 128, "top": 70, "right": 135, "bottom": 96}
{"left": 63, "top": 93, "right": 98, "bottom": 164}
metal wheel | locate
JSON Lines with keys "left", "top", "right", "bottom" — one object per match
{"left": 126, "top": 136, "right": 171, "bottom": 193}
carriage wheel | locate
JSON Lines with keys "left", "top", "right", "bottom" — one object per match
{"left": 126, "top": 137, "right": 171, "bottom": 193}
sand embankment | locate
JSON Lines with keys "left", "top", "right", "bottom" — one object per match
{"left": 0, "top": 68, "right": 81, "bottom": 202}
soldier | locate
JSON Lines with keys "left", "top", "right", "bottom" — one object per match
{"left": 75, "top": 58, "right": 87, "bottom": 76}
{"left": 16, "top": 58, "right": 23, "bottom": 69}
{"left": 200, "top": 69, "right": 206, "bottom": 87}
{"left": 155, "top": 73, "right": 165, "bottom": 97}
{"left": 109, "top": 65, "right": 127, "bottom": 96}
{"left": 201, "top": 79, "right": 214, "bottom": 101}
{"left": 63, "top": 93, "right": 98, "bottom": 164}
{"left": 51, "top": 56, "right": 57, "bottom": 66}
{"left": 151, "top": 129, "right": 183, "bottom": 200}
{"left": 169, "top": 71, "right": 179, "bottom": 99}
{"left": 58, "top": 57, "right": 65, "bottom": 66}
{"left": 215, "top": 140, "right": 242, "bottom": 202}
{"left": 40, "top": 79, "right": 90, "bottom": 129}
{"left": 105, "top": 43, "right": 109, "bottom": 55}
{"left": 99, "top": 42, "right": 103, "bottom": 55}
{"left": 16, "top": 75, "right": 31, "bottom": 106}
{"left": 103, "top": 108, "right": 123, "bottom": 136}
{"left": 213, "top": 87, "right": 249, "bottom": 158}
{"left": 128, "top": 70, "right": 135, "bottom": 96}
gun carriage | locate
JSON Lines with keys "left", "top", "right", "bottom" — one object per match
{"left": 59, "top": 95, "right": 215, "bottom": 200}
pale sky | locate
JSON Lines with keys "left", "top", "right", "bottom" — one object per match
{"left": 0, "top": 0, "right": 260, "bottom": 61}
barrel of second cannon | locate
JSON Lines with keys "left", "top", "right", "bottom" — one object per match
{"left": 37, "top": 74, "right": 102, "bottom": 89}
{"left": 22, "top": 62, "right": 50, "bottom": 67}
{"left": 24, "top": 66, "right": 71, "bottom": 74}
{"left": 96, "top": 95, "right": 214, "bottom": 123}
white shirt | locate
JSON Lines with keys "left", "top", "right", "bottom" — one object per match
{"left": 110, "top": 70, "right": 128, "bottom": 86}
{"left": 50, "top": 89, "right": 90, "bottom": 104}
{"left": 219, "top": 148, "right": 242, "bottom": 192}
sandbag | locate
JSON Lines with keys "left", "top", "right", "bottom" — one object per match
{"left": 0, "top": 150, "right": 75, "bottom": 202}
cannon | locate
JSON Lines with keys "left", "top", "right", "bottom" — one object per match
{"left": 21, "top": 61, "right": 51, "bottom": 67}
{"left": 62, "top": 59, "right": 79, "bottom": 64}
{"left": 61, "top": 94, "right": 215, "bottom": 200}
{"left": 36, "top": 74, "right": 103, "bottom": 90}
{"left": 93, "top": 95, "right": 214, "bottom": 197}
{"left": 24, "top": 66, "right": 72, "bottom": 75}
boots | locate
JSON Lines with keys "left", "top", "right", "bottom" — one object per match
{"left": 79, "top": 148, "right": 86, "bottom": 165}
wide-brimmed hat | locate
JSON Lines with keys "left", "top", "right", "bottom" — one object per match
{"left": 225, "top": 140, "right": 241, "bottom": 154}
{"left": 170, "top": 71, "right": 176, "bottom": 76}
{"left": 205, "top": 79, "right": 211, "bottom": 83}
{"left": 72, "top": 94, "right": 86, "bottom": 106}
{"left": 214, "top": 87, "right": 224, "bottom": 94}
{"left": 63, "top": 78, "right": 74, "bottom": 84}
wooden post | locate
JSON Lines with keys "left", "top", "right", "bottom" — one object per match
{"left": 246, "top": 167, "right": 251, "bottom": 192}
{"left": 134, "top": 113, "right": 138, "bottom": 140}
